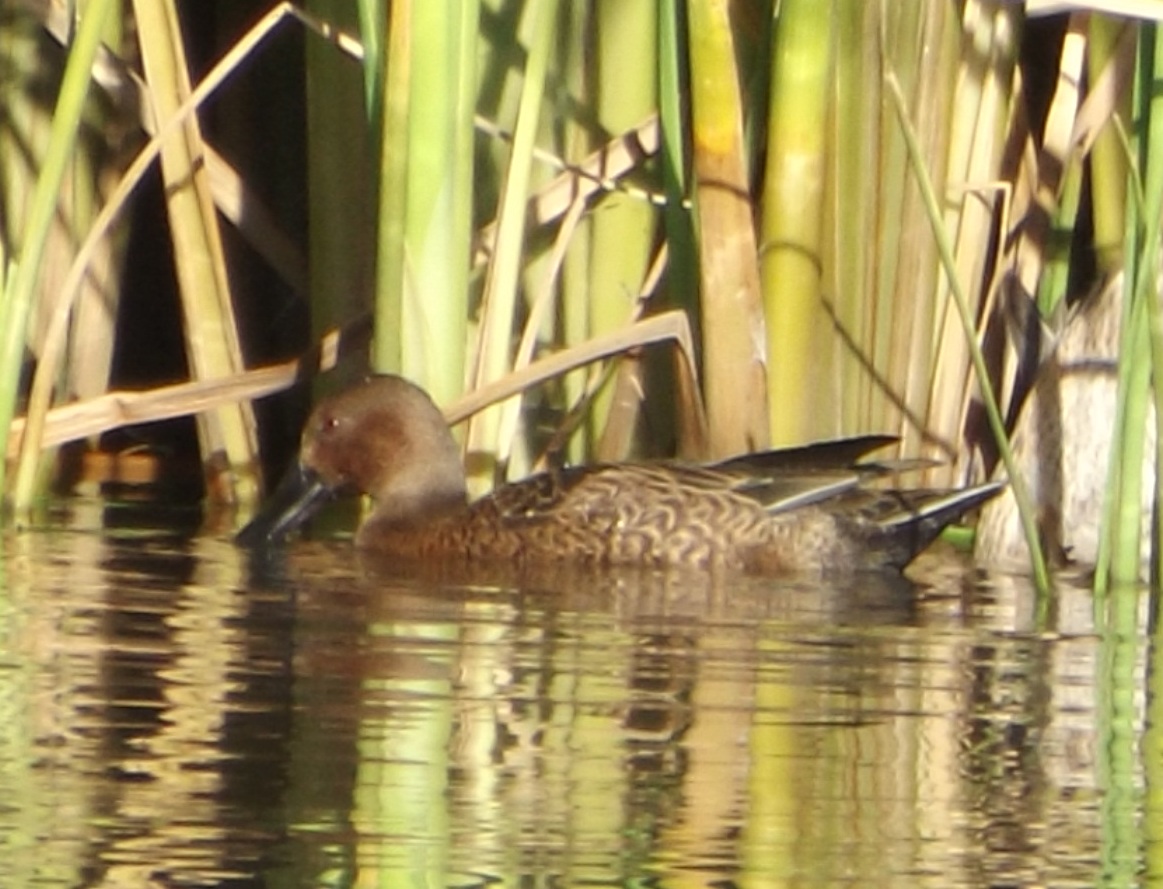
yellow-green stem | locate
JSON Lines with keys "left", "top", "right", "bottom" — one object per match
{"left": 887, "top": 72, "right": 1052, "bottom": 597}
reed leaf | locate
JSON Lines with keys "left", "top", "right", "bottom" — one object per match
{"left": 356, "top": 0, "right": 386, "bottom": 120}
{"left": 9, "top": 309, "right": 704, "bottom": 469}
{"left": 464, "top": 0, "right": 557, "bottom": 491}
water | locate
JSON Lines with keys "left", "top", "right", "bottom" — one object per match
{"left": 0, "top": 500, "right": 1153, "bottom": 887}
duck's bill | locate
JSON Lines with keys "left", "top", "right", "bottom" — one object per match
{"left": 235, "top": 463, "right": 336, "bottom": 547}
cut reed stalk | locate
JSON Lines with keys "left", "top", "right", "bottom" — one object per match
{"left": 1088, "top": 14, "right": 1133, "bottom": 274}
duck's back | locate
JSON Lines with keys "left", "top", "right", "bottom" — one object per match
{"left": 354, "top": 460, "right": 930, "bottom": 572}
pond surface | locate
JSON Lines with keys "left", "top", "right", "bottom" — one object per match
{"left": 0, "top": 499, "right": 1157, "bottom": 887}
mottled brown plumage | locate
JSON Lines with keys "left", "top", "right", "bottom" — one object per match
{"left": 237, "top": 375, "right": 1001, "bottom": 575}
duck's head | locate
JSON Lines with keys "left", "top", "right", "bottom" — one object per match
{"left": 236, "top": 375, "right": 468, "bottom": 546}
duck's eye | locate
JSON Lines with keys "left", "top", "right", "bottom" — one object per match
{"left": 318, "top": 414, "right": 340, "bottom": 434}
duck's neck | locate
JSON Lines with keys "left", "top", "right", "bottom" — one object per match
{"left": 368, "top": 472, "right": 468, "bottom": 529}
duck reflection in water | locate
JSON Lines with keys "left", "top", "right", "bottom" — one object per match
{"left": 237, "top": 375, "right": 1001, "bottom": 577}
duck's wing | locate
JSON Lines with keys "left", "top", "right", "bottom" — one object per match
{"left": 711, "top": 434, "right": 896, "bottom": 475}
{"left": 482, "top": 435, "right": 910, "bottom": 523}
{"left": 707, "top": 435, "right": 938, "bottom": 515}
{"left": 484, "top": 468, "right": 587, "bottom": 522}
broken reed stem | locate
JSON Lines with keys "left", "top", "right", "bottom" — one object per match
{"left": 10, "top": 311, "right": 707, "bottom": 464}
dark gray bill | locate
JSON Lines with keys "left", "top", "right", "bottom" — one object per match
{"left": 235, "top": 463, "right": 336, "bottom": 547}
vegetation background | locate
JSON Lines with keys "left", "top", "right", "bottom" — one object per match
{"left": 2, "top": 0, "right": 1162, "bottom": 590}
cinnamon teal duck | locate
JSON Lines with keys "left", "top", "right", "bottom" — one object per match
{"left": 237, "top": 375, "right": 1002, "bottom": 575}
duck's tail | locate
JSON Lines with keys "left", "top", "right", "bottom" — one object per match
{"left": 874, "top": 482, "right": 1005, "bottom": 569}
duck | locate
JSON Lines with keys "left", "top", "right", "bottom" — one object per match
{"left": 236, "top": 374, "right": 1002, "bottom": 575}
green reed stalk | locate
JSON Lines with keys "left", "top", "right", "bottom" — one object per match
{"left": 373, "top": 0, "right": 412, "bottom": 376}
{"left": 829, "top": 2, "right": 874, "bottom": 432}
{"left": 688, "top": 0, "right": 769, "bottom": 456}
{"left": 1036, "top": 160, "right": 1083, "bottom": 317}
{"left": 391, "top": 0, "right": 477, "bottom": 405}
{"left": 308, "top": 0, "right": 375, "bottom": 343}
{"left": 559, "top": 2, "right": 593, "bottom": 465}
{"left": 656, "top": 0, "right": 701, "bottom": 457}
{"left": 356, "top": 0, "right": 385, "bottom": 122}
{"left": 1130, "top": 22, "right": 1163, "bottom": 591}
{"left": 0, "top": 0, "right": 114, "bottom": 508}
{"left": 760, "top": 0, "right": 831, "bottom": 445}
{"left": 1089, "top": 15, "right": 1131, "bottom": 275}
{"left": 1097, "top": 21, "right": 1163, "bottom": 590}
{"left": 586, "top": 0, "right": 657, "bottom": 453}
{"left": 658, "top": 0, "right": 697, "bottom": 329}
